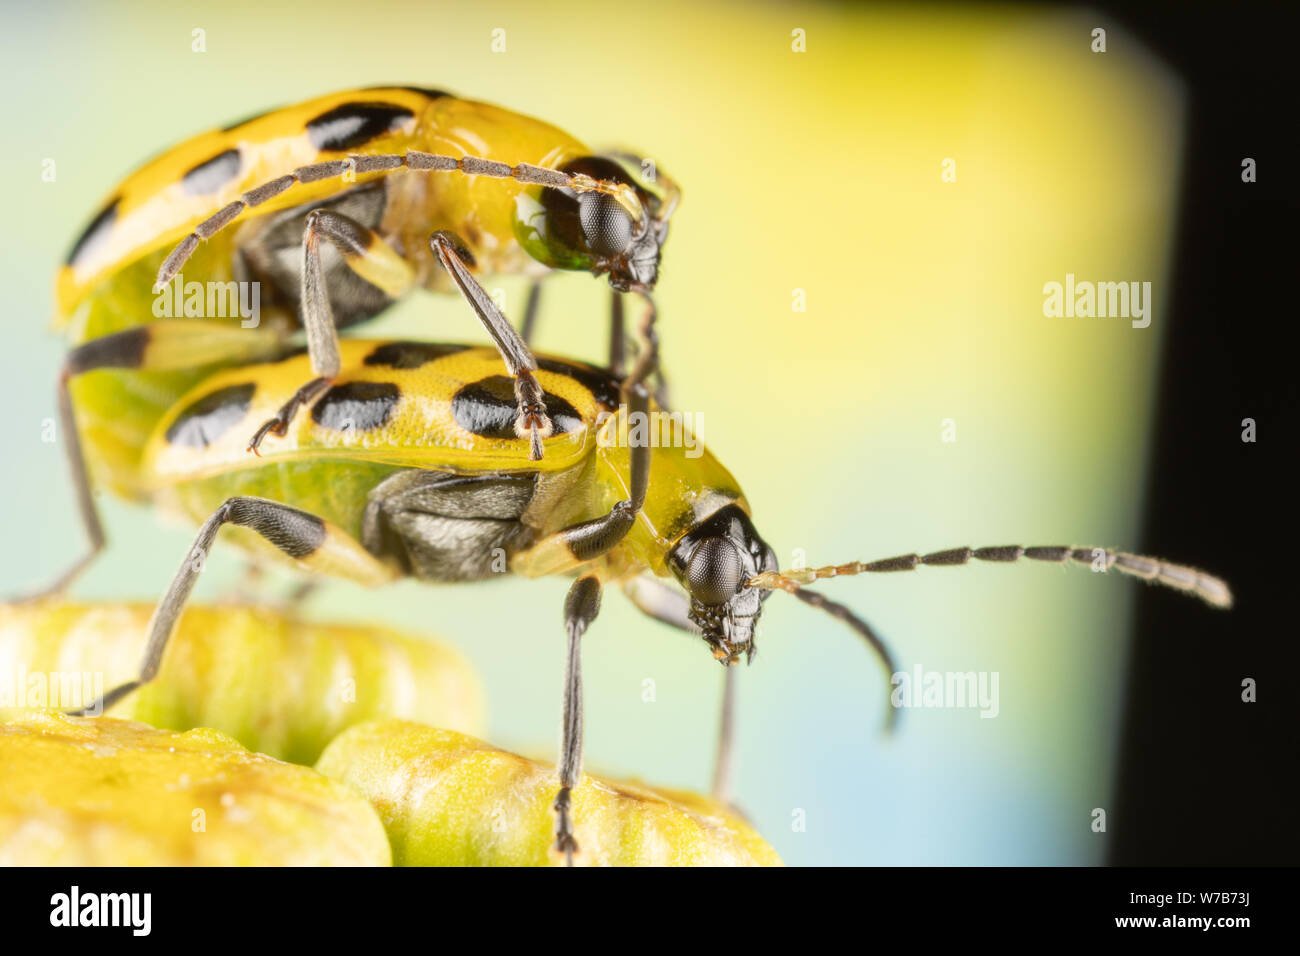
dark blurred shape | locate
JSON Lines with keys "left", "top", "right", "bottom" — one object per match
{"left": 1102, "top": 0, "right": 1296, "bottom": 865}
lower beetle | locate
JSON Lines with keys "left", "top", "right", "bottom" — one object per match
{"left": 71, "top": 339, "right": 1232, "bottom": 864}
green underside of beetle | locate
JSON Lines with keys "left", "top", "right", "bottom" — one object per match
{"left": 157, "top": 459, "right": 406, "bottom": 559}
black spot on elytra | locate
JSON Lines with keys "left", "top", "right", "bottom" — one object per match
{"left": 363, "top": 341, "right": 469, "bottom": 370}
{"left": 535, "top": 357, "right": 621, "bottom": 410}
{"left": 65, "top": 196, "right": 121, "bottom": 267}
{"left": 66, "top": 327, "right": 150, "bottom": 374}
{"left": 311, "top": 381, "right": 400, "bottom": 431}
{"left": 451, "top": 376, "right": 582, "bottom": 439}
{"left": 306, "top": 102, "right": 415, "bottom": 152}
{"left": 181, "top": 148, "right": 242, "bottom": 196}
{"left": 165, "top": 383, "right": 255, "bottom": 447}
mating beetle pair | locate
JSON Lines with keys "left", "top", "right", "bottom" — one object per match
{"left": 50, "top": 86, "right": 675, "bottom": 595}
{"left": 40, "top": 87, "right": 1232, "bottom": 866}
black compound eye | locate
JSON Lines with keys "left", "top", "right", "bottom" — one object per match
{"left": 686, "top": 538, "right": 744, "bottom": 607}
{"left": 579, "top": 192, "right": 634, "bottom": 258}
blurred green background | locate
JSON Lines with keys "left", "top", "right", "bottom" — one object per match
{"left": 0, "top": 0, "right": 1185, "bottom": 864}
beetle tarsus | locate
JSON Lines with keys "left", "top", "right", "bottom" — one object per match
{"left": 247, "top": 376, "right": 333, "bottom": 455}
{"left": 553, "top": 787, "right": 579, "bottom": 866}
{"left": 513, "top": 369, "right": 551, "bottom": 461}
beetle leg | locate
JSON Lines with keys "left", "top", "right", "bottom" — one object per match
{"left": 608, "top": 289, "right": 626, "bottom": 377}
{"left": 428, "top": 231, "right": 552, "bottom": 461}
{"left": 607, "top": 291, "right": 670, "bottom": 404}
{"left": 613, "top": 290, "right": 671, "bottom": 408}
{"left": 23, "top": 365, "right": 109, "bottom": 602}
{"left": 17, "top": 322, "right": 282, "bottom": 601}
{"left": 520, "top": 280, "right": 544, "bottom": 346}
{"left": 67, "top": 496, "right": 396, "bottom": 716}
{"left": 247, "top": 375, "right": 332, "bottom": 454}
{"left": 247, "top": 209, "right": 416, "bottom": 454}
{"left": 619, "top": 291, "right": 660, "bottom": 405}
{"left": 713, "top": 665, "right": 738, "bottom": 805}
{"left": 555, "top": 574, "right": 602, "bottom": 866}
{"left": 508, "top": 384, "right": 651, "bottom": 578}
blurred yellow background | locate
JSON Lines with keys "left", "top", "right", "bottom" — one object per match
{"left": 0, "top": 1, "right": 1184, "bottom": 863}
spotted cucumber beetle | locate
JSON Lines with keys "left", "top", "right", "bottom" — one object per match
{"left": 65, "top": 338, "right": 1232, "bottom": 865}
{"left": 46, "top": 86, "right": 676, "bottom": 596}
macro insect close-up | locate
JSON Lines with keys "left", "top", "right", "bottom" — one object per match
{"left": 0, "top": 0, "right": 1289, "bottom": 912}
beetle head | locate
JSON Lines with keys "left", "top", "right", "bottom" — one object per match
{"left": 514, "top": 154, "right": 675, "bottom": 292}
{"left": 668, "top": 504, "right": 778, "bottom": 664}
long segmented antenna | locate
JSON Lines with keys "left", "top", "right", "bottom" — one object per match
{"left": 749, "top": 545, "right": 1233, "bottom": 609}
{"left": 154, "top": 150, "right": 647, "bottom": 288}
{"left": 752, "top": 544, "right": 1231, "bottom": 733}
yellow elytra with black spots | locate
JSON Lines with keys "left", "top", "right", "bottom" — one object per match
{"left": 141, "top": 339, "right": 745, "bottom": 584}
{"left": 57, "top": 86, "right": 671, "bottom": 499}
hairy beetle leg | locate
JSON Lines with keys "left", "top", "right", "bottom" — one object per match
{"left": 429, "top": 231, "right": 552, "bottom": 461}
